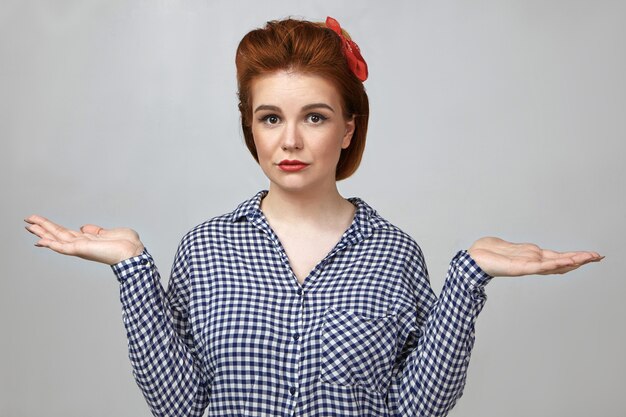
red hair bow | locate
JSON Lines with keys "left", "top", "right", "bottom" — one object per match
{"left": 325, "top": 16, "right": 368, "bottom": 82}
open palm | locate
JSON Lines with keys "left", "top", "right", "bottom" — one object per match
{"left": 25, "top": 215, "right": 144, "bottom": 265}
{"left": 468, "top": 237, "right": 603, "bottom": 277}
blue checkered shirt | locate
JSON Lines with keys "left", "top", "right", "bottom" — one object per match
{"left": 112, "top": 191, "right": 491, "bottom": 417}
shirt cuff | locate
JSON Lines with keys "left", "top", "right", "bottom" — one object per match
{"left": 454, "top": 250, "right": 493, "bottom": 294}
{"left": 111, "top": 249, "right": 154, "bottom": 283}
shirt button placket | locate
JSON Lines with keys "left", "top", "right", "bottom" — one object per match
{"left": 294, "top": 287, "right": 304, "bottom": 344}
{"left": 288, "top": 286, "right": 304, "bottom": 409}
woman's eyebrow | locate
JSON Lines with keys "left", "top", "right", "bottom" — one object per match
{"left": 253, "top": 103, "right": 335, "bottom": 113}
{"left": 302, "top": 103, "right": 335, "bottom": 113}
{"left": 254, "top": 104, "right": 280, "bottom": 113}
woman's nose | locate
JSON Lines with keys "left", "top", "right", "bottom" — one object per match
{"left": 281, "top": 123, "right": 304, "bottom": 150}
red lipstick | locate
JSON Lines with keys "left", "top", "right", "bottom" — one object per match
{"left": 277, "top": 159, "right": 309, "bottom": 172}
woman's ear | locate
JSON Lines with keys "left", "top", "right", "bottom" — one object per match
{"left": 341, "top": 116, "right": 355, "bottom": 149}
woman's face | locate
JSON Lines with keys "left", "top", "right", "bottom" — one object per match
{"left": 250, "top": 70, "right": 355, "bottom": 195}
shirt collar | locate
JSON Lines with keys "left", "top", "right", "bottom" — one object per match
{"left": 229, "top": 190, "right": 268, "bottom": 223}
{"left": 229, "top": 191, "right": 391, "bottom": 240}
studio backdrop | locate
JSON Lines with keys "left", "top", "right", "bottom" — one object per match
{"left": 1, "top": 1, "right": 624, "bottom": 416}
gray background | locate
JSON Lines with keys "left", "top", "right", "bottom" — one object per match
{"left": 2, "top": 0, "right": 624, "bottom": 416}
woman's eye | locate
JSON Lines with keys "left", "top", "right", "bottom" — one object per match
{"left": 306, "top": 113, "right": 327, "bottom": 124}
{"left": 261, "top": 115, "right": 280, "bottom": 125}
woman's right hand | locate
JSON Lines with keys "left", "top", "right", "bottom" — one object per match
{"left": 25, "top": 215, "right": 145, "bottom": 265}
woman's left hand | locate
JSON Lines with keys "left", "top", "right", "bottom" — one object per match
{"left": 468, "top": 237, "right": 604, "bottom": 277}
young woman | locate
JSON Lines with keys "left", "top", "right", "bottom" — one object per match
{"left": 25, "top": 17, "right": 602, "bottom": 417}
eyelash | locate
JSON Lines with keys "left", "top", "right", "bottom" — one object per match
{"left": 306, "top": 113, "right": 327, "bottom": 124}
{"left": 260, "top": 114, "right": 280, "bottom": 125}
{"left": 258, "top": 113, "right": 328, "bottom": 126}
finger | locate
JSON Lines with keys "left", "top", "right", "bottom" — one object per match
{"left": 569, "top": 252, "right": 603, "bottom": 264}
{"left": 520, "top": 257, "right": 575, "bottom": 275}
{"left": 34, "top": 238, "right": 51, "bottom": 248}
{"left": 25, "top": 215, "right": 65, "bottom": 231}
{"left": 535, "top": 255, "right": 603, "bottom": 275}
{"left": 543, "top": 249, "right": 603, "bottom": 259}
{"left": 43, "top": 239, "right": 79, "bottom": 256}
{"left": 541, "top": 249, "right": 574, "bottom": 259}
{"left": 24, "top": 214, "right": 48, "bottom": 225}
{"left": 538, "top": 265, "right": 580, "bottom": 275}
{"left": 25, "top": 223, "right": 58, "bottom": 241}
{"left": 546, "top": 256, "right": 576, "bottom": 268}
{"left": 81, "top": 224, "right": 104, "bottom": 236}
{"left": 574, "top": 255, "right": 605, "bottom": 266}
{"left": 539, "top": 258, "right": 602, "bottom": 274}
{"left": 30, "top": 216, "right": 77, "bottom": 241}
{"left": 80, "top": 224, "right": 133, "bottom": 240}
{"left": 88, "top": 226, "right": 140, "bottom": 241}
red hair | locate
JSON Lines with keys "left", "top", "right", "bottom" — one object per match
{"left": 235, "top": 18, "right": 369, "bottom": 180}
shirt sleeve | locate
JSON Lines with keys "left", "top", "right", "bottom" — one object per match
{"left": 392, "top": 250, "right": 492, "bottom": 417}
{"left": 111, "top": 244, "right": 210, "bottom": 417}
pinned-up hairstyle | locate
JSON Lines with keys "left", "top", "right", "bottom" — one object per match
{"left": 235, "top": 17, "right": 370, "bottom": 181}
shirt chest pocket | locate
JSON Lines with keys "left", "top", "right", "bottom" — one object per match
{"left": 319, "top": 307, "right": 398, "bottom": 393}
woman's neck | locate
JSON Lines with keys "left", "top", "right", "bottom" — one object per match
{"left": 261, "top": 184, "right": 353, "bottom": 227}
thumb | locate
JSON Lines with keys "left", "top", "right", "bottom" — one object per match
{"left": 80, "top": 224, "right": 105, "bottom": 236}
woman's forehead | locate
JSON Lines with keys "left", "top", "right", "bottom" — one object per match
{"left": 250, "top": 71, "right": 342, "bottom": 108}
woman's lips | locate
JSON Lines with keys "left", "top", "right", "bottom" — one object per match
{"left": 277, "top": 160, "right": 309, "bottom": 172}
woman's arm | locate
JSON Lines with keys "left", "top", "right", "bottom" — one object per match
{"left": 392, "top": 238, "right": 602, "bottom": 417}
{"left": 114, "top": 247, "right": 210, "bottom": 417}
{"left": 24, "top": 215, "right": 210, "bottom": 417}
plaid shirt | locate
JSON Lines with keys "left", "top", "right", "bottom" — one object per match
{"left": 113, "top": 191, "right": 491, "bottom": 417}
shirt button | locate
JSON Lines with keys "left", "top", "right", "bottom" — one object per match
{"left": 289, "top": 387, "right": 297, "bottom": 395}
{"left": 293, "top": 333, "right": 300, "bottom": 341}
{"left": 140, "top": 258, "right": 149, "bottom": 266}
{"left": 297, "top": 288, "right": 303, "bottom": 296}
